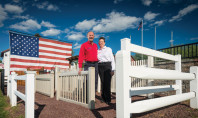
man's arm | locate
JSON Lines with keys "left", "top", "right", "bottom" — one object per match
{"left": 78, "top": 44, "right": 84, "bottom": 75}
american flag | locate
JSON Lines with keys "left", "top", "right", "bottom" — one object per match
{"left": 138, "top": 21, "right": 142, "bottom": 30}
{"left": 9, "top": 32, "right": 72, "bottom": 71}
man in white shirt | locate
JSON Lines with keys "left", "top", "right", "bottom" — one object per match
{"left": 98, "top": 37, "right": 115, "bottom": 105}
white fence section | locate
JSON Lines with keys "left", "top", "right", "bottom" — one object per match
{"left": 35, "top": 73, "right": 54, "bottom": 98}
{"left": 56, "top": 67, "right": 95, "bottom": 109}
{"left": 131, "top": 59, "right": 148, "bottom": 89}
{"left": 116, "top": 38, "right": 198, "bottom": 118}
{"left": 9, "top": 71, "right": 36, "bottom": 118}
{"left": 98, "top": 60, "right": 148, "bottom": 93}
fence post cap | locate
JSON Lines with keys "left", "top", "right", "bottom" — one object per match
{"left": 25, "top": 71, "right": 37, "bottom": 74}
{"left": 121, "top": 38, "right": 130, "bottom": 41}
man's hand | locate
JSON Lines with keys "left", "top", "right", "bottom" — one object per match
{"left": 78, "top": 68, "right": 82, "bottom": 75}
{"left": 111, "top": 71, "right": 114, "bottom": 76}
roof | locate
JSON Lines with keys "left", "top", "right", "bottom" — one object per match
{"left": 66, "top": 55, "right": 79, "bottom": 63}
{"left": 1, "top": 49, "right": 10, "bottom": 57}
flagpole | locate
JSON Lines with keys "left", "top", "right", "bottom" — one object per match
{"left": 141, "top": 19, "right": 143, "bottom": 60}
{"left": 155, "top": 26, "right": 156, "bottom": 50}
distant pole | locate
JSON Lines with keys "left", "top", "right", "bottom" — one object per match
{"left": 130, "top": 35, "right": 131, "bottom": 40}
{"left": 141, "top": 20, "right": 143, "bottom": 60}
{"left": 154, "top": 26, "right": 156, "bottom": 63}
{"left": 155, "top": 26, "right": 156, "bottom": 50}
{"left": 170, "top": 31, "right": 174, "bottom": 47}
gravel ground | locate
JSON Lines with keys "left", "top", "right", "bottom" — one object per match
{"left": 5, "top": 86, "right": 198, "bottom": 118}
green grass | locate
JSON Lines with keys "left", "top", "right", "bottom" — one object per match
{"left": 0, "top": 91, "right": 25, "bottom": 118}
{"left": 0, "top": 90, "right": 9, "bottom": 118}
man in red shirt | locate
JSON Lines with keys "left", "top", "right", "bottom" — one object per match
{"left": 78, "top": 31, "right": 98, "bottom": 91}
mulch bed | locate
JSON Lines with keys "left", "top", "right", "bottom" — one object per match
{"left": 4, "top": 86, "right": 198, "bottom": 118}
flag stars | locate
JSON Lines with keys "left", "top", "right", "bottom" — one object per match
{"left": 10, "top": 33, "right": 39, "bottom": 57}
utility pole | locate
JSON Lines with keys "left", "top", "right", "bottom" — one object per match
{"left": 141, "top": 20, "right": 143, "bottom": 60}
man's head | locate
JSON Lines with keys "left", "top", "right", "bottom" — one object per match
{"left": 99, "top": 37, "right": 105, "bottom": 48}
{"left": 87, "top": 31, "right": 94, "bottom": 42}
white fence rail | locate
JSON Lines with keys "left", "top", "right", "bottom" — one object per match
{"left": 9, "top": 71, "right": 36, "bottom": 118}
{"left": 116, "top": 38, "right": 198, "bottom": 118}
{"left": 98, "top": 60, "right": 148, "bottom": 94}
{"left": 56, "top": 67, "right": 95, "bottom": 109}
{"left": 35, "top": 73, "right": 54, "bottom": 98}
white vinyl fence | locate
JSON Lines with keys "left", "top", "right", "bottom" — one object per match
{"left": 56, "top": 67, "right": 95, "bottom": 109}
{"left": 131, "top": 60, "right": 148, "bottom": 88}
{"left": 35, "top": 73, "right": 54, "bottom": 98}
{"left": 9, "top": 71, "right": 36, "bottom": 118}
{"left": 116, "top": 38, "right": 198, "bottom": 118}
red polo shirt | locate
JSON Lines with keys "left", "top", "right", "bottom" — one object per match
{"left": 78, "top": 41, "right": 98, "bottom": 68}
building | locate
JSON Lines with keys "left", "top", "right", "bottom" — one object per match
{"left": 1, "top": 49, "right": 10, "bottom": 84}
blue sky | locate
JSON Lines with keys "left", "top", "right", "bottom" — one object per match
{"left": 0, "top": 0, "right": 198, "bottom": 57}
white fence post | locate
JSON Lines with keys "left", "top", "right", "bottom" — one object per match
{"left": 10, "top": 72, "right": 17, "bottom": 106}
{"left": 190, "top": 66, "right": 198, "bottom": 108}
{"left": 7, "top": 75, "right": 11, "bottom": 97}
{"left": 25, "top": 71, "right": 36, "bottom": 118}
{"left": 116, "top": 38, "right": 131, "bottom": 118}
{"left": 55, "top": 66, "right": 60, "bottom": 92}
{"left": 147, "top": 56, "right": 154, "bottom": 98}
{"left": 50, "top": 71, "right": 55, "bottom": 98}
{"left": 87, "top": 67, "right": 95, "bottom": 109}
{"left": 175, "top": 55, "right": 182, "bottom": 94}
{"left": 97, "top": 75, "right": 101, "bottom": 93}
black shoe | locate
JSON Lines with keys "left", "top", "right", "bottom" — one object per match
{"left": 100, "top": 99, "right": 105, "bottom": 103}
{"left": 105, "top": 102, "right": 111, "bottom": 105}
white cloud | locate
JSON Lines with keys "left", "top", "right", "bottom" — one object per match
{"left": 47, "top": 4, "right": 59, "bottom": 11}
{"left": 75, "top": 19, "right": 97, "bottom": 31}
{"left": 73, "top": 42, "right": 82, "bottom": 49}
{"left": 41, "top": 28, "right": 61, "bottom": 36}
{"left": 10, "top": 19, "right": 41, "bottom": 31}
{"left": 64, "top": 28, "right": 70, "bottom": 33}
{"left": 153, "top": 20, "right": 166, "bottom": 26}
{"left": 67, "top": 32, "right": 85, "bottom": 41}
{"left": 12, "top": 14, "right": 30, "bottom": 19}
{"left": 190, "top": 37, "right": 198, "bottom": 40}
{"left": 141, "top": 0, "right": 152, "bottom": 6}
{"left": 113, "top": 0, "right": 123, "bottom": 4}
{"left": 144, "top": 11, "right": 160, "bottom": 21}
{"left": 93, "top": 11, "right": 141, "bottom": 33}
{"left": 0, "top": 5, "right": 7, "bottom": 27}
{"left": 34, "top": 1, "right": 59, "bottom": 11}
{"left": 41, "top": 21, "right": 56, "bottom": 28}
{"left": 4, "top": 4, "right": 24, "bottom": 14}
{"left": 169, "top": 4, "right": 198, "bottom": 22}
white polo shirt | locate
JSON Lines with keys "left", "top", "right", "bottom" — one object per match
{"left": 98, "top": 46, "right": 115, "bottom": 71}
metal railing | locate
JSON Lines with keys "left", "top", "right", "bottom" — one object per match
{"left": 158, "top": 42, "right": 198, "bottom": 59}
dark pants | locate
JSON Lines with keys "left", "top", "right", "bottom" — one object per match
{"left": 98, "top": 62, "right": 112, "bottom": 103}
{"left": 84, "top": 61, "right": 98, "bottom": 91}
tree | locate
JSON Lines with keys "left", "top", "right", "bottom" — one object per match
{"left": 34, "top": 33, "right": 41, "bottom": 37}
{"left": 72, "top": 50, "right": 74, "bottom": 56}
